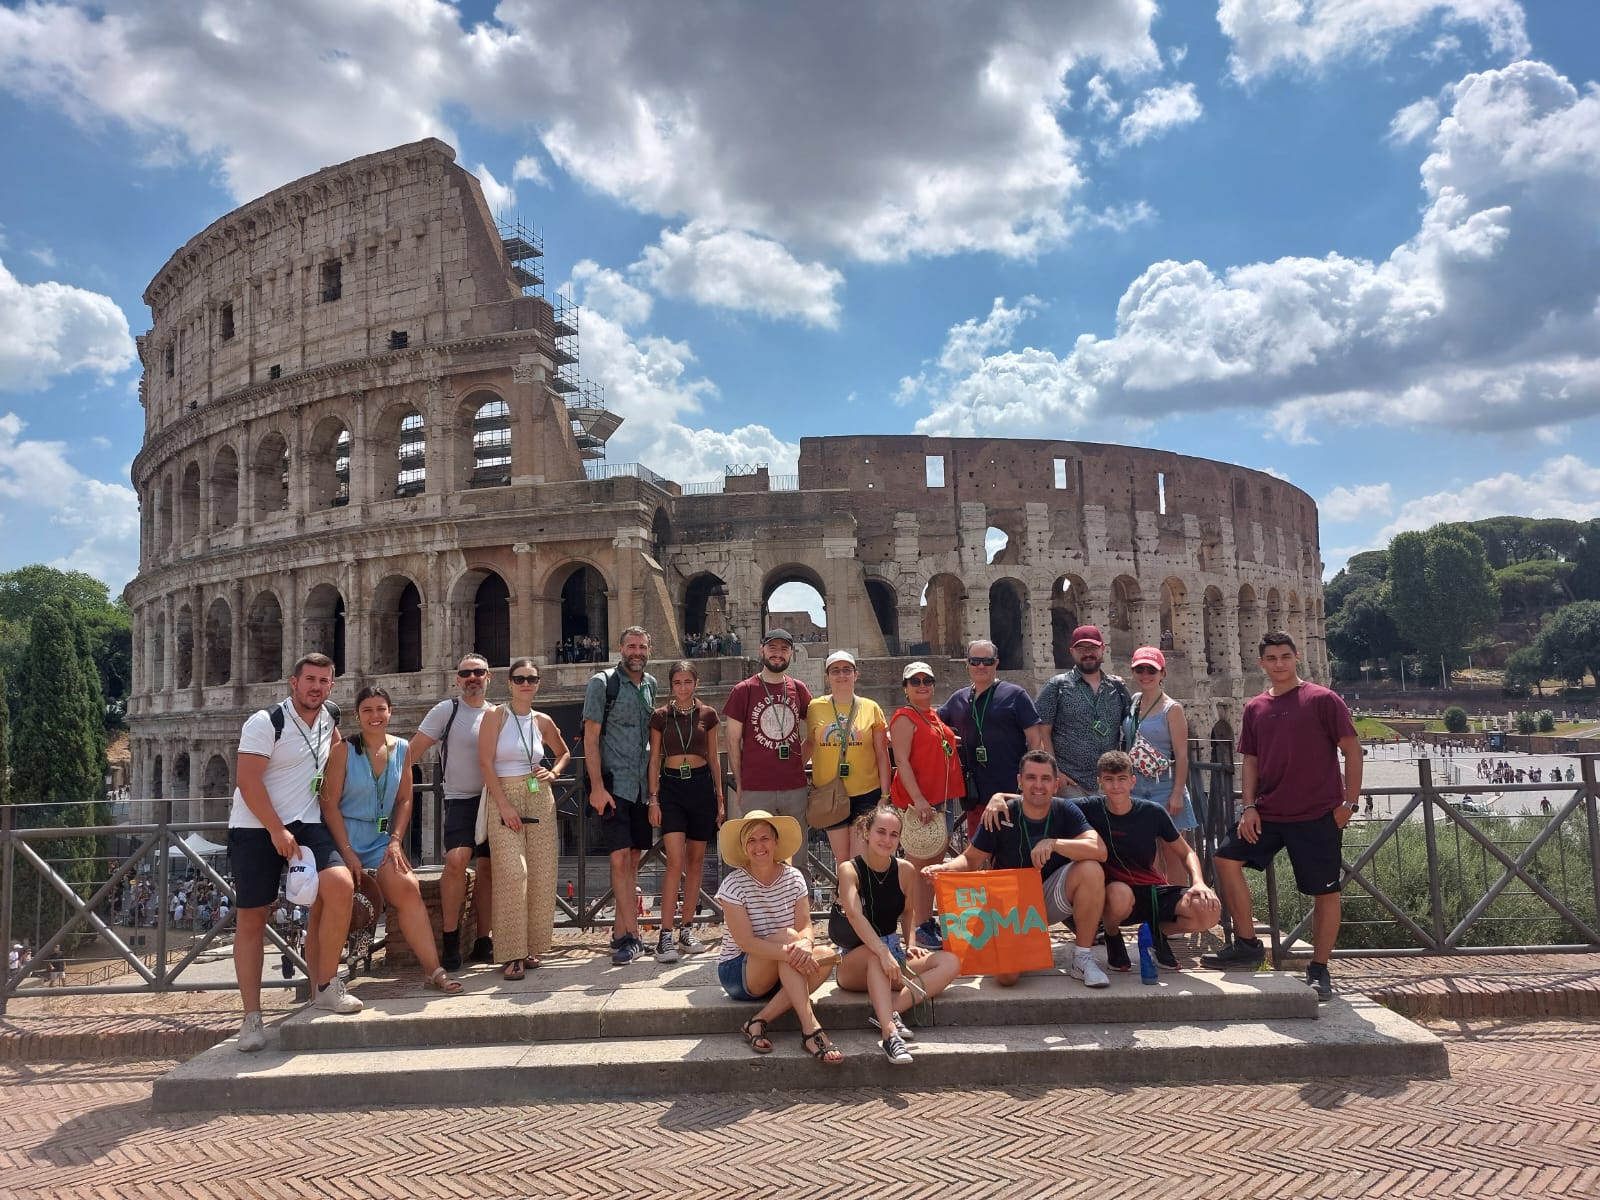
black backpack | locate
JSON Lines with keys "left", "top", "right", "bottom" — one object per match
{"left": 267, "top": 699, "right": 340, "bottom": 741}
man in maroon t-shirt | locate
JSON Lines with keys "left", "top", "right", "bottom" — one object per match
{"left": 723, "top": 629, "right": 814, "bottom": 885}
{"left": 1202, "top": 631, "right": 1362, "bottom": 1002}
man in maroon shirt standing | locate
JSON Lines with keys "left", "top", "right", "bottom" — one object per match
{"left": 1202, "top": 631, "right": 1362, "bottom": 1002}
{"left": 723, "top": 629, "right": 814, "bottom": 887}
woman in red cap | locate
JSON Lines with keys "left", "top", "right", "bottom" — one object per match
{"left": 1127, "top": 646, "right": 1194, "bottom": 837}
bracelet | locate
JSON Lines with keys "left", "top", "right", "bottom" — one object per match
{"left": 1241, "top": 804, "right": 1257, "bottom": 812}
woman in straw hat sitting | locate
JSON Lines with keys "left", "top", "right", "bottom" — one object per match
{"left": 714, "top": 810, "right": 844, "bottom": 1064}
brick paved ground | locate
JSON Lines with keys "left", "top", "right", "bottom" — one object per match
{"left": 1, "top": 1017, "right": 1597, "bottom": 1199}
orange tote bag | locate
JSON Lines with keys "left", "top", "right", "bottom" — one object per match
{"left": 932, "top": 869, "right": 1056, "bottom": 977}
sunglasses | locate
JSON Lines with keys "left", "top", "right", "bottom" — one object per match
{"left": 967, "top": 656, "right": 998, "bottom": 666}
{"left": 1131, "top": 665, "right": 1160, "bottom": 674}
{"left": 510, "top": 674, "right": 542, "bottom": 685}
{"left": 457, "top": 667, "right": 488, "bottom": 678}
{"left": 906, "top": 675, "right": 936, "bottom": 687}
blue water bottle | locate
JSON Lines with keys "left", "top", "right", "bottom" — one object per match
{"left": 1137, "top": 923, "right": 1158, "bottom": 985}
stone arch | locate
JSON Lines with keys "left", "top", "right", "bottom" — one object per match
{"left": 472, "top": 571, "right": 511, "bottom": 666}
{"left": 550, "top": 560, "right": 611, "bottom": 651}
{"left": 1159, "top": 576, "right": 1187, "bottom": 653}
{"left": 204, "top": 596, "right": 232, "bottom": 686}
{"left": 175, "top": 603, "right": 194, "bottom": 688}
{"left": 251, "top": 430, "right": 289, "bottom": 518}
{"left": 684, "top": 572, "right": 730, "bottom": 637}
{"left": 1051, "top": 574, "right": 1089, "bottom": 668}
{"left": 151, "top": 753, "right": 164, "bottom": 799}
{"left": 1238, "top": 584, "right": 1259, "bottom": 666}
{"left": 1288, "top": 591, "right": 1305, "bottom": 651}
{"left": 1203, "top": 586, "right": 1226, "bottom": 674}
{"left": 308, "top": 414, "right": 351, "bottom": 508}
{"left": 651, "top": 507, "right": 672, "bottom": 560}
{"left": 368, "top": 401, "right": 427, "bottom": 499}
{"left": 762, "top": 563, "right": 828, "bottom": 641}
{"left": 985, "top": 508, "right": 1025, "bottom": 565}
{"left": 172, "top": 752, "right": 191, "bottom": 802}
{"left": 210, "top": 444, "right": 239, "bottom": 528}
{"left": 179, "top": 460, "right": 201, "bottom": 543}
{"left": 989, "top": 577, "right": 1028, "bottom": 670}
{"left": 202, "top": 753, "right": 231, "bottom": 796}
{"left": 920, "top": 573, "right": 965, "bottom": 658}
{"left": 151, "top": 620, "right": 166, "bottom": 690}
{"left": 1209, "top": 718, "right": 1236, "bottom": 765}
{"left": 371, "top": 574, "right": 424, "bottom": 674}
{"left": 465, "top": 390, "right": 512, "bottom": 488}
{"left": 865, "top": 578, "right": 899, "bottom": 654}
{"left": 303, "top": 582, "right": 347, "bottom": 675}
{"left": 245, "top": 590, "right": 284, "bottom": 682}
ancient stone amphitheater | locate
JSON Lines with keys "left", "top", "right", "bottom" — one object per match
{"left": 125, "top": 139, "right": 1326, "bottom": 816}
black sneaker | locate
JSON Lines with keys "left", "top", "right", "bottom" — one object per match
{"left": 1200, "top": 938, "right": 1265, "bottom": 969}
{"left": 1152, "top": 931, "right": 1181, "bottom": 972}
{"left": 656, "top": 930, "right": 680, "bottom": 963}
{"left": 469, "top": 936, "right": 495, "bottom": 965}
{"left": 677, "top": 928, "right": 705, "bottom": 954}
{"left": 880, "top": 1033, "right": 913, "bottom": 1065}
{"left": 1103, "top": 928, "right": 1131, "bottom": 973}
{"left": 441, "top": 930, "right": 462, "bottom": 972}
{"left": 1306, "top": 961, "right": 1333, "bottom": 1002}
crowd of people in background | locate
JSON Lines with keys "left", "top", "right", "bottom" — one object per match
{"left": 554, "top": 635, "right": 607, "bottom": 663}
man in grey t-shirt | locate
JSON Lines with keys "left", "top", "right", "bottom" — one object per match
{"left": 410, "top": 653, "right": 496, "bottom": 970}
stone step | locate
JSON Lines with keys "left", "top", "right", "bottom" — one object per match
{"left": 279, "top": 956, "right": 1319, "bottom": 1052}
{"left": 153, "top": 996, "right": 1445, "bottom": 1113}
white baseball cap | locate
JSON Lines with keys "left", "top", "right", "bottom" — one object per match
{"left": 284, "top": 845, "right": 319, "bottom": 906}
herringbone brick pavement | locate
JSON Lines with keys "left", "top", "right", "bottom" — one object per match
{"left": 1, "top": 1019, "right": 1597, "bottom": 1199}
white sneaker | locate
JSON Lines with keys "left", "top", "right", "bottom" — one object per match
{"left": 312, "top": 976, "right": 364, "bottom": 1014}
{"left": 236, "top": 1010, "right": 267, "bottom": 1052}
{"left": 1070, "top": 949, "right": 1110, "bottom": 989}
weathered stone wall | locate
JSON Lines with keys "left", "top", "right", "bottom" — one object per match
{"left": 126, "top": 142, "right": 1326, "bottom": 823}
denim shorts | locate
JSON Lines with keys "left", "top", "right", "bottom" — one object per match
{"left": 717, "top": 951, "right": 781, "bottom": 1002}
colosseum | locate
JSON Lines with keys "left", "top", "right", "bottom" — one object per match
{"left": 125, "top": 138, "right": 1328, "bottom": 824}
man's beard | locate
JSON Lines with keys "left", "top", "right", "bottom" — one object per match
{"left": 1075, "top": 656, "right": 1102, "bottom": 674}
{"left": 763, "top": 656, "right": 790, "bottom": 674}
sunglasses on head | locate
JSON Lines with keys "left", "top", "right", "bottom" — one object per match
{"left": 457, "top": 667, "right": 488, "bottom": 678}
{"left": 510, "top": 674, "right": 541, "bottom": 685}
{"left": 967, "top": 656, "right": 998, "bottom": 666}
{"left": 906, "top": 675, "right": 936, "bottom": 687}
{"left": 1131, "top": 665, "right": 1159, "bottom": 674}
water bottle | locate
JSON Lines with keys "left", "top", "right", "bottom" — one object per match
{"left": 1137, "top": 922, "right": 1158, "bottom": 985}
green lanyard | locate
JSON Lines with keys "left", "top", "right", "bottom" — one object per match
{"left": 971, "top": 684, "right": 995, "bottom": 761}
{"left": 908, "top": 708, "right": 954, "bottom": 758}
{"left": 288, "top": 704, "right": 328, "bottom": 796}
{"left": 366, "top": 739, "right": 392, "bottom": 821}
{"left": 510, "top": 708, "right": 542, "bottom": 793}
{"left": 828, "top": 698, "right": 856, "bottom": 770}
{"left": 1077, "top": 673, "right": 1110, "bottom": 736}
{"left": 1018, "top": 805, "right": 1054, "bottom": 862}
{"left": 671, "top": 704, "right": 697, "bottom": 756}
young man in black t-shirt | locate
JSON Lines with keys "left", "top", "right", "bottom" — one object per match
{"left": 1074, "top": 751, "right": 1220, "bottom": 971}
{"left": 928, "top": 750, "right": 1109, "bottom": 988}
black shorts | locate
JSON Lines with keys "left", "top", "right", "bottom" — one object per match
{"left": 1215, "top": 811, "right": 1344, "bottom": 896}
{"left": 228, "top": 822, "right": 339, "bottom": 910}
{"left": 442, "top": 795, "right": 490, "bottom": 858}
{"left": 827, "top": 787, "right": 883, "bottom": 832}
{"left": 1113, "top": 883, "right": 1188, "bottom": 929}
{"left": 657, "top": 766, "right": 719, "bottom": 843}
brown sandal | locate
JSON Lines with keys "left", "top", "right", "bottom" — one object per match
{"left": 502, "top": 960, "right": 525, "bottom": 981}
{"left": 741, "top": 1017, "right": 774, "bottom": 1054}
{"left": 524, "top": 954, "right": 543, "bottom": 969}
{"left": 801, "top": 1028, "right": 843, "bottom": 1065}
{"left": 425, "top": 967, "right": 463, "bottom": 994}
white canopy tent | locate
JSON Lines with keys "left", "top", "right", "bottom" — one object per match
{"left": 165, "top": 832, "right": 229, "bottom": 859}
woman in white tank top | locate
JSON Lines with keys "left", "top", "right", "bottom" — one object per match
{"left": 477, "top": 657, "right": 571, "bottom": 980}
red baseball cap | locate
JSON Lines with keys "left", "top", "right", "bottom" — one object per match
{"left": 1069, "top": 625, "right": 1104, "bottom": 647}
{"left": 1131, "top": 646, "right": 1166, "bottom": 670}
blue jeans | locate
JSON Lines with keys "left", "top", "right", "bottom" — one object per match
{"left": 1133, "top": 773, "right": 1199, "bottom": 833}
{"left": 717, "top": 952, "right": 781, "bottom": 1002}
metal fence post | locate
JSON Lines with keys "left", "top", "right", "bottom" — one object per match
{"left": 1417, "top": 757, "right": 1446, "bottom": 949}
{"left": 1583, "top": 754, "right": 1600, "bottom": 932}
{"left": 154, "top": 797, "right": 171, "bottom": 988}
{"left": 1, "top": 805, "right": 13, "bottom": 1016}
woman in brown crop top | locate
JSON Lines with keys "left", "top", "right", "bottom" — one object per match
{"left": 647, "top": 660, "right": 724, "bottom": 962}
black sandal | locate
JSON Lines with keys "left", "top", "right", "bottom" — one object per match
{"left": 801, "top": 1028, "right": 843, "bottom": 1065}
{"left": 741, "top": 1017, "right": 773, "bottom": 1054}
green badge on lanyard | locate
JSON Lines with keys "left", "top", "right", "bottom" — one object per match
{"left": 975, "top": 746, "right": 988, "bottom": 764}
{"left": 679, "top": 764, "right": 692, "bottom": 780}
{"left": 527, "top": 777, "right": 540, "bottom": 794}
{"left": 778, "top": 744, "right": 790, "bottom": 760}
{"left": 838, "top": 762, "right": 851, "bottom": 778}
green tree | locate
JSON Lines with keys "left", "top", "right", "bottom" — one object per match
{"left": 1442, "top": 706, "right": 1469, "bottom": 734}
{"left": 1326, "top": 581, "right": 1403, "bottom": 670}
{"left": 1533, "top": 600, "right": 1600, "bottom": 686}
{"left": 1382, "top": 524, "right": 1499, "bottom": 682}
{"left": 0, "top": 566, "right": 131, "bottom": 719}
{"left": 1324, "top": 550, "right": 1388, "bottom": 619}
{"left": 1494, "top": 559, "right": 1575, "bottom": 618}
{"left": 0, "top": 664, "right": 8, "bottom": 809}
{"left": 7, "top": 604, "right": 105, "bottom": 948}
{"left": 1571, "top": 520, "right": 1600, "bottom": 602}
{"left": 1504, "top": 645, "right": 1548, "bottom": 696}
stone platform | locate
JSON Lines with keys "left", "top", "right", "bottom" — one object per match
{"left": 152, "top": 941, "right": 1446, "bottom": 1112}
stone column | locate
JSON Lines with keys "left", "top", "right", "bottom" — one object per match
{"left": 230, "top": 581, "right": 246, "bottom": 703}
{"left": 823, "top": 535, "right": 858, "bottom": 651}
{"left": 513, "top": 543, "right": 538, "bottom": 659}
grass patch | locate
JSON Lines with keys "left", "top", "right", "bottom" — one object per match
{"left": 1353, "top": 717, "right": 1400, "bottom": 740}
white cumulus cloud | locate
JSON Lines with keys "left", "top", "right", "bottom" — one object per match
{"left": 916, "top": 60, "right": 1600, "bottom": 445}
{"left": 1218, "top": 0, "right": 1529, "bottom": 82}
{"left": 0, "top": 258, "right": 136, "bottom": 391}
{"left": 474, "top": 163, "right": 515, "bottom": 216}
{"left": 1119, "top": 82, "right": 1202, "bottom": 146}
{"left": 632, "top": 224, "right": 843, "bottom": 328}
{"left": 0, "top": 412, "right": 139, "bottom": 588}
{"left": 1320, "top": 482, "right": 1393, "bottom": 523}
{"left": 1377, "top": 455, "right": 1600, "bottom": 541}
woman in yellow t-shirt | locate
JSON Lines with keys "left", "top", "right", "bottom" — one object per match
{"left": 806, "top": 650, "right": 891, "bottom": 869}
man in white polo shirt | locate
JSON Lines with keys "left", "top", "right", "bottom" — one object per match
{"left": 227, "top": 652, "right": 359, "bottom": 1053}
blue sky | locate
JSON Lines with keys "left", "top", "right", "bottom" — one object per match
{"left": 3, "top": 0, "right": 1599, "bottom": 599}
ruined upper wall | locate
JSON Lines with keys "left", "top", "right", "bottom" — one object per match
{"left": 797, "top": 435, "right": 1322, "bottom": 575}
{"left": 138, "top": 139, "right": 531, "bottom": 433}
